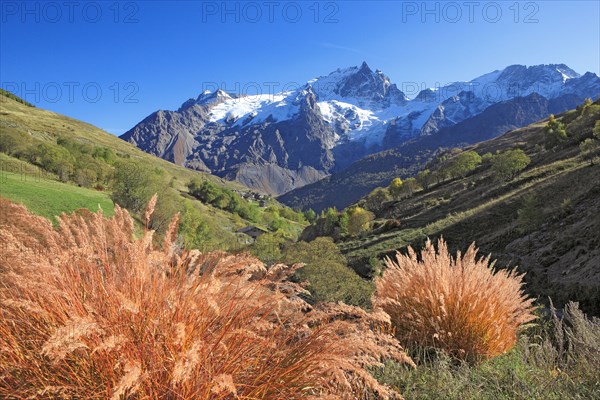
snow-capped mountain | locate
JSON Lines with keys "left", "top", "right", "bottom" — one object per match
{"left": 121, "top": 63, "right": 600, "bottom": 194}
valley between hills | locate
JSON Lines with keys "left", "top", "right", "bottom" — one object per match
{"left": 1, "top": 85, "right": 599, "bottom": 399}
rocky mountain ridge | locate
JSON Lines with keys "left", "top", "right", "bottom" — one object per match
{"left": 121, "top": 63, "right": 600, "bottom": 195}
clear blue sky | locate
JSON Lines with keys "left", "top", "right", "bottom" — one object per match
{"left": 1, "top": 1, "right": 599, "bottom": 135}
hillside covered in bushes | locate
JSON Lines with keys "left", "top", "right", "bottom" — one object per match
{"left": 303, "top": 99, "right": 600, "bottom": 316}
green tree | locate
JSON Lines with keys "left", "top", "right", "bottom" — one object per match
{"left": 491, "top": 149, "right": 531, "bottom": 181}
{"left": 416, "top": 169, "right": 434, "bottom": 190}
{"left": 188, "top": 179, "right": 220, "bottom": 204}
{"left": 388, "top": 178, "right": 404, "bottom": 199}
{"left": 364, "top": 187, "right": 392, "bottom": 212}
{"left": 481, "top": 152, "right": 494, "bottom": 164}
{"left": 431, "top": 169, "right": 446, "bottom": 185}
{"left": 577, "top": 97, "right": 593, "bottom": 114}
{"left": 237, "top": 202, "right": 260, "bottom": 222}
{"left": 593, "top": 120, "right": 600, "bottom": 140}
{"left": 579, "top": 138, "right": 599, "bottom": 166}
{"left": 544, "top": 114, "right": 568, "bottom": 149}
{"left": 281, "top": 237, "right": 373, "bottom": 308}
{"left": 278, "top": 207, "right": 306, "bottom": 223}
{"left": 92, "top": 147, "right": 117, "bottom": 164}
{"left": 338, "top": 211, "right": 349, "bottom": 236}
{"left": 344, "top": 207, "right": 374, "bottom": 237}
{"left": 55, "top": 160, "right": 75, "bottom": 182}
{"left": 517, "top": 194, "right": 543, "bottom": 234}
{"left": 251, "top": 233, "right": 284, "bottom": 264}
{"left": 188, "top": 178, "right": 254, "bottom": 221}
{"left": 304, "top": 209, "right": 317, "bottom": 224}
{"left": 447, "top": 151, "right": 482, "bottom": 179}
{"left": 75, "top": 168, "right": 97, "bottom": 188}
{"left": 402, "top": 177, "right": 422, "bottom": 196}
{"left": 112, "top": 160, "right": 180, "bottom": 232}
{"left": 27, "top": 143, "right": 75, "bottom": 179}
{"left": 282, "top": 237, "right": 346, "bottom": 266}
{"left": 322, "top": 207, "right": 339, "bottom": 234}
{"left": 150, "top": 189, "right": 182, "bottom": 233}
{"left": 111, "top": 160, "right": 163, "bottom": 212}
{"left": 268, "top": 215, "right": 286, "bottom": 232}
{"left": 179, "top": 202, "right": 210, "bottom": 249}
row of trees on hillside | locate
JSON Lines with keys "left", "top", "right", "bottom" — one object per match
{"left": 187, "top": 178, "right": 307, "bottom": 233}
{"left": 1, "top": 131, "right": 118, "bottom": 189}
{"left": 359, "top": 148, "right": 532, "bottom": 214}
{"left": 1, "top": 123, "right": 311, "bottom": 252}
{"left": 546, "top": 98, "right": 600, "bottom": 164}
{"left": 187, "top": 179, "right": 261, "bottom": 222}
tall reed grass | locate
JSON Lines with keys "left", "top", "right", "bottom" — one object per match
{"left": 0, "top": 197, "right": 413, "bottom": 399}
{"left": 374, "top": 238, "right": 535, "bottom": 361}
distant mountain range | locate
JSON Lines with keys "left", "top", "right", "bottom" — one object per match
{"left": 121, "top": 63, "right": 600, "bottom": 202}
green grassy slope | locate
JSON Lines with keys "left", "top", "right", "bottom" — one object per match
{"left": 0, "top": 94, "right": 307, "bottom": 246}
{"left": 0, "top": 153, "right": 114, "bottom": 222}
{"left": 0, "top": 94, "right": 246, "bottom": 193}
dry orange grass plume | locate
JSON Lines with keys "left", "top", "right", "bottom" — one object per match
{"left": 0, "top": 196, "right": 414, "bottom": 399}
{"left": 374, "top": 238, "right": 535, "bottom": 361}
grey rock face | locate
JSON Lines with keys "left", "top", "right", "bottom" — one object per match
{"left": 122, "top": 88, "right": 336, "bottom": 194}
{"left": 121, "top": 63, "right": 600, "bottom": 196}
{"left": 278, "top": 92, "right": 589, "bottom": 212}
{"left": 325, "top": 62, "right": 407, "bottom": 106}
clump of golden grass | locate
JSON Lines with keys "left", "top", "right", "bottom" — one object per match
{"left": 374, "top": 238, "right": 535, "bottom": 362}
{"left": 0, "top": 196, "right": 413, "bottom": 399}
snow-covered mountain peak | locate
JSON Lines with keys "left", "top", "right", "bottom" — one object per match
{"left": 492, "top": 64, "right": 581, "bottom": 98}
{"left": 174, "top": 62, "right": 597, "bottom": 144}
{"left": 178, "top": 89, "right": 235, "bottom": 111}
{"left": 124, "top": 62, "right": 600, "bottom": 196}
{"left": 498, "top": 64, "right": 580, "bottom": 81}
{"left": 552, "top": 64, "right": 580, "bottom": 81}
{"left": 196, "top": 89, "right": 232, "bottom": 104}
{"left": 306, "top": 62, "right": 407, "bottom": 108}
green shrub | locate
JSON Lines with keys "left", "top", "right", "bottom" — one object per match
{"left": 579, "top": 138, "right": 599, "bottom": 165}
{"left": 282, "top": 237, "right": 374, "bottom": 309}
{"left": 112, "top": 160, "right": 164, "bottom": 213}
